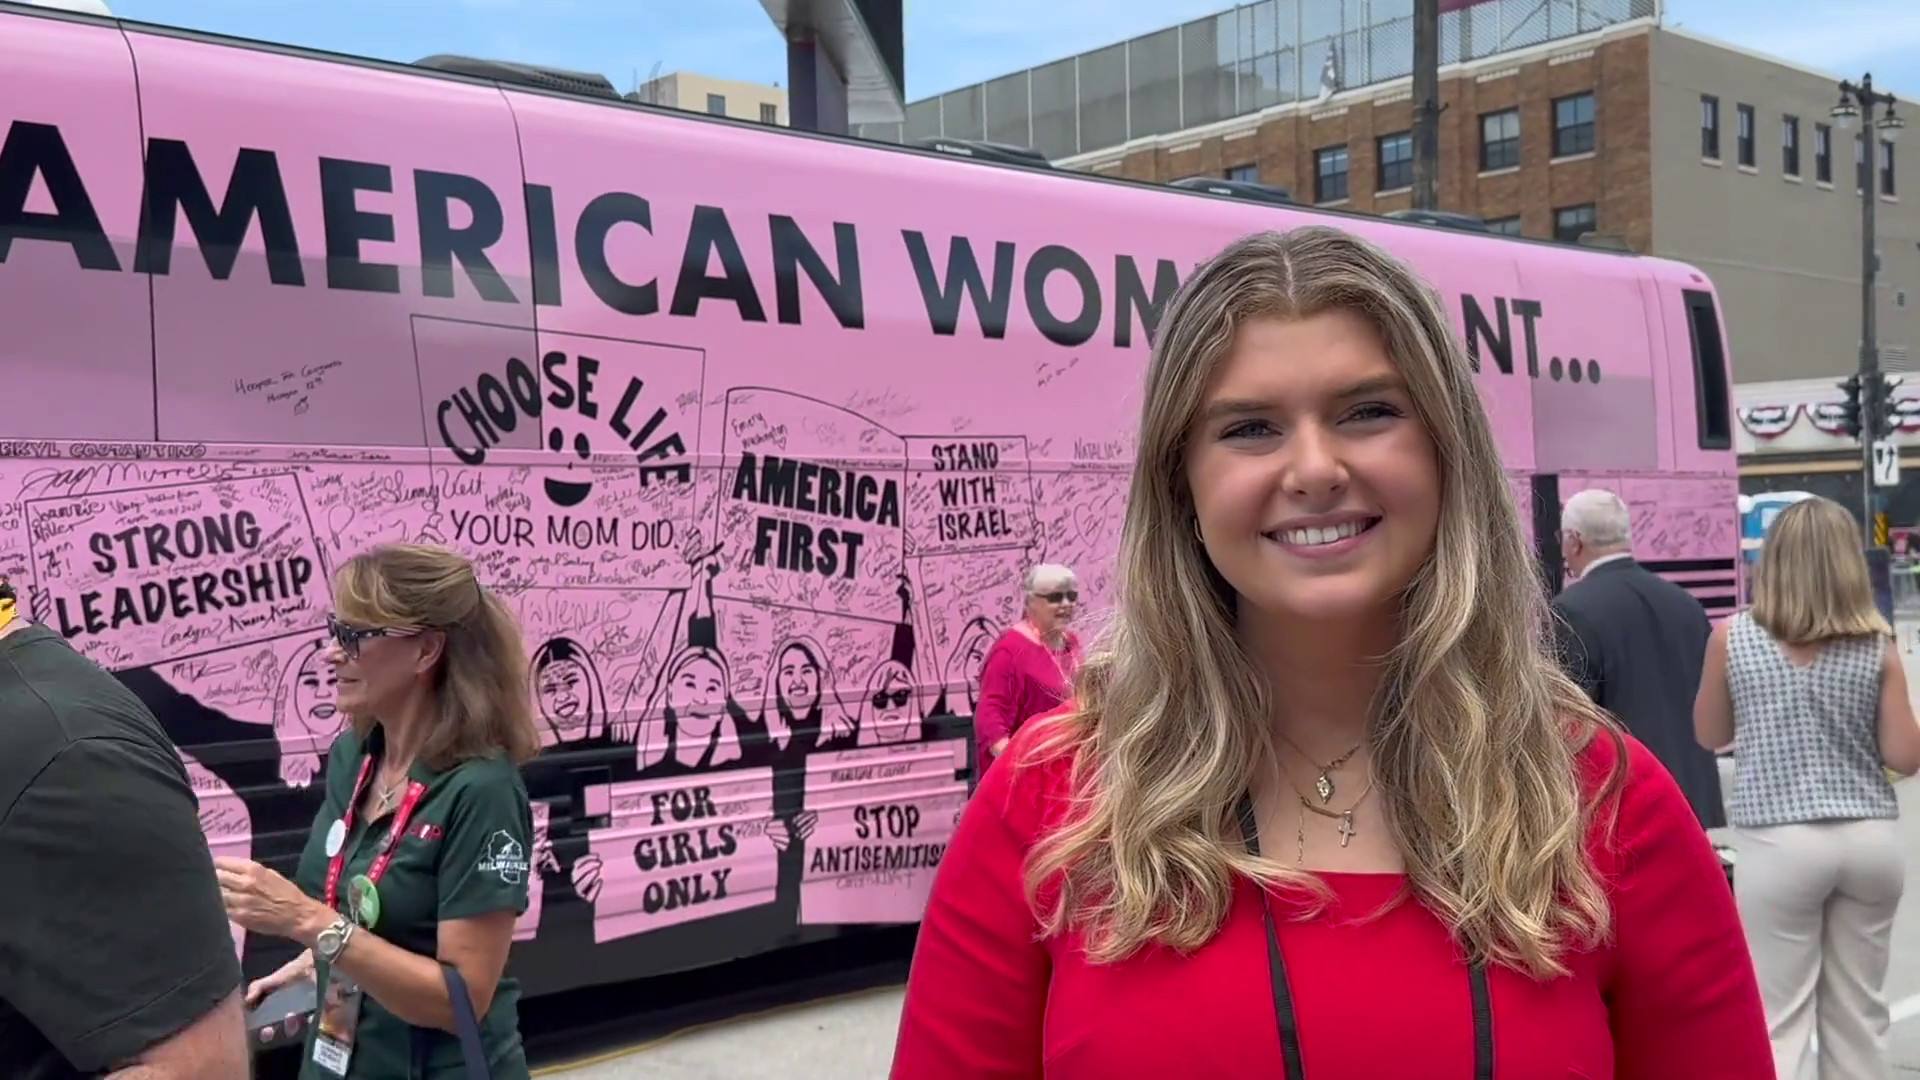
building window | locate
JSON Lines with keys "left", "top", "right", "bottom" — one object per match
{"left": 1227, "top": 162, "right": 1259, "bottom": 182}
{"left": 1315, "top": 146, "right": 1350, "bottom": 203}
{"left": 759, "top": 102, "right": 779, "bottom": 124}
{"left": 1480, "top": 108, "right": 1521, "bottom": 171}
{"left": 1377, "top": 132, "right": 1413, "bottom": 191}
{"left": 1736, "top": 104, "right": 1755, "bottom": 167}
{"left": 1815, "top": 122, "right": 1832, "bottom": 182}
{"left": 706, "top": 93, "right": 727, "bottom": 116}
{"left": 1782, "top": 115, "right": 1800, "bottom": 176}
{"left": 1484, "top": 215, "right": 1523, "bottom": 236}
{"left": 1553, "top": 203, "right": 1597, "bottom": 243}
{"left": 1883, "top": 139, "right": 1898, "bottom": 197}
{"left": 1700, "top": 95, "right": 1720, "bottom": 159}
{"left": 1552, "top": 93, "right": 1595, "bottom": 157}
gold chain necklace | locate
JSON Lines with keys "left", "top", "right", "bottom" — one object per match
{"left": 1273, "top": 753, "right": 1377, "bottom": 864}
{"left": 1276, "top": 731, "right": 1364, "bottom": 804}
{"left": 1296, "top": 775, "right": 1376, "bottom": 861}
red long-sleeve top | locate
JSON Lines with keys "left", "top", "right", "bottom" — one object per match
{"left": 892, "top": 715, "right": 1771, "bottom": 1078}
{"left": 974, "top": 629, "right": 1080, "bottom": 773}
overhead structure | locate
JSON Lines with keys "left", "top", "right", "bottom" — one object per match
{"left": 757, "top": 0, "right": 904, "bottom": 134}
{"left": 17, "top": 0, "right": 114, "bottom": 13}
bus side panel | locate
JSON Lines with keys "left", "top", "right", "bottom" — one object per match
{"left": 1561, "top": 271, "right": 1738, "bottom": 614}
{"left": 108, "top": 30, "right": 537, "bottom": 993}
{"left": 1435, "top": 246, "right": 1539, "bottom": 478}
{"left": 1513, "top": 259, "right": 1661, "bottom": 478}
{"left": 496, "top": 92, "right": 1019, "bottom": 993}
{"left": 125, "top": 30, "right": 537, "bottom": 447}
{"left": 0, "top": 16, "right": 154, "bottom": 438}
{"left": 1657, "top": 268, "right": 1737, "bottom": 479}
{"left": 1647, "top": 267, "right": 1740, "bottom": 612}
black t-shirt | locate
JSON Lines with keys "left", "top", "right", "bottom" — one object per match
{"left": 0, "top": 624, "right": 243, "bottom": 1079}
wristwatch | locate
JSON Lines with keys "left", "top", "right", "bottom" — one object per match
{"left": 315, "top": 917, "right": 356, "bottom": 965}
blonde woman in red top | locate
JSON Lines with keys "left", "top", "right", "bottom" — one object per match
{"left": 974, "top": 564, "right": 1083, "bottom": 773}
{"left": 890, "top": 227, "right": 1770, "bottom": 1078}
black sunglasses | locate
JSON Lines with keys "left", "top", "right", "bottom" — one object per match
{"left": 872, "top": 687, "right": 911, "bottom": 710}
{"left": 327, "top": 613, "right": 422, "bottom": 657}
{"left": 1038, "top": 590, "right": 1078, "bottom": 604}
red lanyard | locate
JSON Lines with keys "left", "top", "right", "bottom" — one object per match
{"left": 322, "top": 753, "right": 429, "bottom": 911}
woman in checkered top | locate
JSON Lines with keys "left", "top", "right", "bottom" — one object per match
{"left": 1695, "top": 494, "right": 1920, "bottom": 1080}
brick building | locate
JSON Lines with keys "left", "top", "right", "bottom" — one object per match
{"left": 1084, "top": 31, "right": 1652, "bottom": 254}
{"left": 855, "top": 0, "right": 1917, "bottom": 397}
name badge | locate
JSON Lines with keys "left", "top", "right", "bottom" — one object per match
{"left": 311, "top": 969, "right": 364, "bottom": 1076}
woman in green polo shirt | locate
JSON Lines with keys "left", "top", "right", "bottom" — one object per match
{"left": 215, "top": 542, "right": 542, "bottom": 1079}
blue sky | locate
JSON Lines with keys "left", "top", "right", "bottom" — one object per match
{"left": 102, "top": 0, "right": 1920, "bottom": 105}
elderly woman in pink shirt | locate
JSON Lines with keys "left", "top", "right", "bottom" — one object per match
{"left": 974, "top": 563, "right": 1082, "bottom": 772}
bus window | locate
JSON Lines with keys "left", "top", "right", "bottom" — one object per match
{"left": 1683, "top": 288, "right": 1733, "bottom": 450}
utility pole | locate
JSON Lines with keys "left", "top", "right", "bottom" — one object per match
{"left": 1833, "top": 74, "right": 1905, "bottom": 552}
{"left": 1411, "top": 0, "right": 1441, "bottom": 210}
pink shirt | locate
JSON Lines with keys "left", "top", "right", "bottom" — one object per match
{"left": 974, "top": 628, "right": 1079, "bottom": 771}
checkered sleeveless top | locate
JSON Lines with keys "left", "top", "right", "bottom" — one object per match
{"left": 1725, "top": 611, "right": 1898, "bottom": 828}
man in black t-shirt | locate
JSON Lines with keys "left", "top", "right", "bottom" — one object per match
{"left": 0, "top": 597, "right": 249, "bottom": 1080}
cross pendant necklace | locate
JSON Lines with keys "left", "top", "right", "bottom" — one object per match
{"left": 1300, "top": 797, "right": 1366, "bottom": 848}
{"left": 1278, "top": 733, "right": 1364, "bottom": 804}
{"left": 370, "top": 759, "right": 413, "bottom": 818}
{"left": 1295, "top": 773, "right": 1377, "bottom": 858}
{"left": 371, "top": 780, "right": 400, "bottom": 818}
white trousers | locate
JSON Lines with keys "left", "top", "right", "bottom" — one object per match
{"left": 1734, "top": 818, "right": 1905, "bottom": 1080}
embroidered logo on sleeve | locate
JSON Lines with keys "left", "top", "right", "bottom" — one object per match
{"left": 476, "top": 830, "right": 529, "bottom": 884}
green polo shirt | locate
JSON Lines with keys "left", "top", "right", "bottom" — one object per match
{"left": 293, "top": 726, "right": 533, "bottom": 1080}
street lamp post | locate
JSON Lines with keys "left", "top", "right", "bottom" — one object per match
{"left": 1833, "top": 74, "right": 1905, "bottom": 551}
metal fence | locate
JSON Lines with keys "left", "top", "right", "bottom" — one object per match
{"left": 855, "top": 0, "right": 1658, "bottom": 159}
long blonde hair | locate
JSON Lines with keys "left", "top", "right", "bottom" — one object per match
{"left": 1750, "top": 496, "right": 1892, "bottom": 645}
{"left": 333, "top": 542, "right": 542, "bottom": 769}
{"left": 1022, "top": 227, "right": 1624, "bottom": 980}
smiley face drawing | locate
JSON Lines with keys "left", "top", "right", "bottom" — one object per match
{"left": 545, "top": 426, "right": 594, "bottom": 507}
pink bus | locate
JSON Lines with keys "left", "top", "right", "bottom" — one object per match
{"left": 0, "top": 0, "right": 1738, "bottom": 1040}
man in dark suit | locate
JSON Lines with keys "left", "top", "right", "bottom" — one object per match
{"left": 1550, "top": 489, "right": 1727, "bottom": 830}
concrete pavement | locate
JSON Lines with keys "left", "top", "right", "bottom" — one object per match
{"left": 535, "top": 986, "right": 903, "bottom": 1079}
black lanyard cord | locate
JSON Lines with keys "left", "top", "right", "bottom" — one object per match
{"left": 1234, "top": 794, "right": 1494, "bottom": 1079}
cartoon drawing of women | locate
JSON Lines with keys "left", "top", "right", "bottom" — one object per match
{"left": 762, "top": 635, "right": 834, "bottom": 930}
{"left": 856, "top": 575, "right": 927, "bottom": 747}
{"left": 638, "top": 644, "right": 756, "bottom": 773}
{"left": 933, "top": 615, "right": 999, "bottom": 718}
{"left": 573, "top": 553, "right": 796, "bottom": 910}
{"left": 530, "top": 636, "right": 608, "bottom": 747}
{"left": 859, "top": 661, "right": 923, "bottom": 745}
{"left": 274, "top": 637, "right": 342, "bottom": 788}
{"left": 627, "top": 557, "right": 766, "bottom": 775}
{"left": 761, "top": 635, "right": 855, "bottom": 753}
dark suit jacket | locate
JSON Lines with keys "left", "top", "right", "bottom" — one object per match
{"left": 1550, "top": 557, "right": 1727, "bottom": 830}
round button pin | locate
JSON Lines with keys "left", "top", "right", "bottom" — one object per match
{"left": 349, "top": 874, "right": 381, "bottom": 929}
{"left": 324, "top": 819, "right": 346, "bottom": 857}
